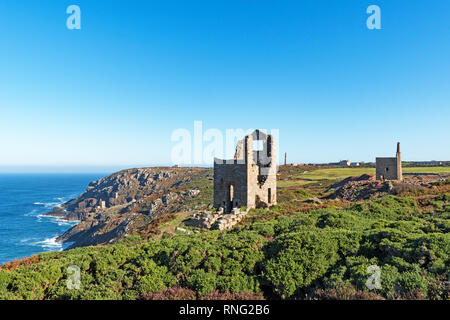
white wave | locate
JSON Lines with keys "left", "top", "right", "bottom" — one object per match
{"left": 54, "top": 194, "right": 77, "bottom": 204}
{"left": 55, "top": 219, "right": 79, "bottom": 227}
{"left": 33, "top": 194, "right": 75, "bottom": 209}
{"left": 33, "top": 237, "right": 63, "bottom": 251}
{"left": 33, "top": 201, "right": 61, "bottom": 209}
{"left": 24, "top": 209, "right": 38, "bottom": 217}
{"left": 20, "top": 236, "right": 63, "bottom": 251}
{"left": 36, "top": 214, "right": 79, "bottom": 226}
{"left": 20, "top": 237, "right": 38, "bottom": 243}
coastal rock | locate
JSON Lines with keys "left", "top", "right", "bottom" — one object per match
{"left": 45, "top": 167, "right": 211, "bottom": 248}
{"left": 45, "top": 206, "right": 66, "bottom": 217}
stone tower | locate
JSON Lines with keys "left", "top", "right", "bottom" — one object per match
{"left": 376, "top": 142, "right": 403, "bottom": 181}
{"left": 213, "top": 130, "right": 277, "bottom": 212}
{"left": 396, "top": 142, "right": 403, "bottom": 180}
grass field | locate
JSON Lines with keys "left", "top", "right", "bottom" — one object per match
{"left": 278, "top": 166, "right": 450, "bottom": 187}
{"left": 403, "top": 166, "right": 450, "bottom": 173}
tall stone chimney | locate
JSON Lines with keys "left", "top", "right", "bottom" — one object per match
{"left": 396, "top": 142, "right": 402, "bottom": 181}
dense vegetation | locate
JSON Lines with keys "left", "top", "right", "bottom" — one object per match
{"left": 1, "top": 192, "right": 448, "bottom": 300}
{"left": 0, "top": 167, "right": 448, "bottom": 300}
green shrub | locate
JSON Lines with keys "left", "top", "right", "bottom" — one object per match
{"left": 186, "top": 269, "right": 217, "bottom": 296}
{"left": 396, "top": 271, "right": 428, "bottom": 298}
{"left": 263, "top": 230, "right": 339, "bottom": 298}
{"left": 0, "top": 190, "right": 448, "bottom": 301}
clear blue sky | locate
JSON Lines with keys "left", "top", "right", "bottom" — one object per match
{"left": 0, "top": 0, "right": 449, "bottom": 172}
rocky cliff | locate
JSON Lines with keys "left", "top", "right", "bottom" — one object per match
{"left": 45, "top": 167, "right": 213, "bottom": 248}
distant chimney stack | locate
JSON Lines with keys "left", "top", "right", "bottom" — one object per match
{"left": 284, "top": 152, "right": 287, "bottom": 166}
{"left": 397, "top": 142, "right": 401, "bottom": 154}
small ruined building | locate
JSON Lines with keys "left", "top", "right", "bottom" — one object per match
{"left": 213, "top": 129, "right": 277, "bottom": 212}
{"left": 376, "top": 142, "right": 403, "bottom": 181}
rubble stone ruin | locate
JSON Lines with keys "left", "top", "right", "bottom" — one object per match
{"left": 376, "top": 142, "right": 403, "bottom": 181}
{"left": 214, "top": 129, "right": 277, "bottom": 212}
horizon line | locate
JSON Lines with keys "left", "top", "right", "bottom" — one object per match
{"left": 0, "top": 160, "right": 449, "bottom": 174}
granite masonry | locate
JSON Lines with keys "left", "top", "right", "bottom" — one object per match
{"left": 376, "top": 142, "right": 403, "bottom": 181}
{"left": 186, "top": 129, "right": 278, "bottom": 231}
{"left": 213, "top": 129, "right": 277, "bottom": 212}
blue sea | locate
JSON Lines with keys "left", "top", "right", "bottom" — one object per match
{"left": 0, "top": 174, "right": 105, "bottom": 265}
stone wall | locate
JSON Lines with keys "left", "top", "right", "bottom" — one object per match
{"left": 185, "top": 207, "right": 249, "bottom": 231}
{"left": 376, "top": 142, "right": 402, "bottom": 181}
{"left": 213, "top": 130, "right": 277, "bottom": 213}
{"left": 213, "top": 162, "right": 248, "bottom": 212}
{"left": 376, "top": 157, "right": 399, "bottom": 180}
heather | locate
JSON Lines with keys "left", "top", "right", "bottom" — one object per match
{"left": 1, "top": 194, "right": 448, "bottom": 300}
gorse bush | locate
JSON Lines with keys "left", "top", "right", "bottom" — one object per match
{"left": 263, "top": 229, "right": 340, "bottom": 298}
{"left": 0, "top": 195, "right": 448, "bottom": 300}
{"left": 351, "top": 195, "right": 420, "bottom": 220}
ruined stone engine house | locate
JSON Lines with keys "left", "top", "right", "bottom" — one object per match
{"left": 214, "top": 130, "right": 277, "bottom": 212}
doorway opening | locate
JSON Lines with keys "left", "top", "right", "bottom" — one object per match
{"left": 228, "top": 184, "right": 234, "bottom": 212}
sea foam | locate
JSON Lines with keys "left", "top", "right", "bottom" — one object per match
{"left": 34, "top": 237, "right": 63, "bottom": 251}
